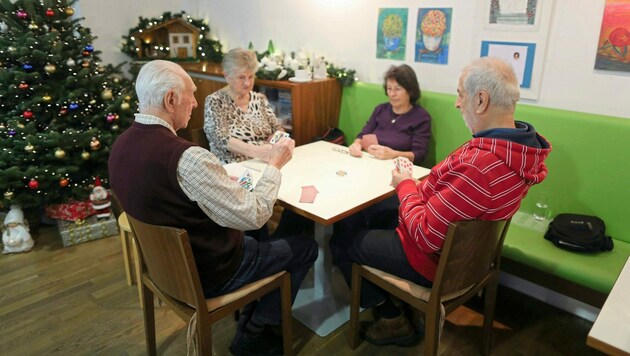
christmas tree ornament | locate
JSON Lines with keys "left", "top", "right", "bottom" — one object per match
{"left": 59, "top": 106, "right": 68, "bottom": 115}
{"left": 16, "top": 9, "right": 28, "bottom": 20}
{"left": 85, "top": 45, "right": 94, "bottom": 53}
{"left": 124, "top": 96, "right": 131, "bottom": 101}
{"left": 106, "top": 113, "right": 118, "bottom": 122}
{"left": 65, "top": 7, "right": 75, "bottom": 16}
{"left": 28, "top": 179, "right": 39, "bottom": 190}
{"left": 3, "top": 205, "right": 35, "bottom": 254}
{"left": 8, "top": 46, "right": 16, "bottom": 52}
{"left": 101, "top": 89, "right": 113, "bottom": 100}
{"left": 82, "top": 50, "right": 90, "bottom": 57}
{"left": 4, "top": 191, "right": 14, "bottom": 200}
{"left": 120, "top": 102, "right": 130, "bottom": 110}
{"left": 8, "top": 129, "right": 16, "bottom": 136}
{"left": 28, "top": 22, "right": 38, "bottom": 30}
{"left": 90, "top": 137, "right": 101, "bottom": 151}
{"left": 66, "top": 58, "right": 76, "bottom": 67}
{"left": 81, "top": 151, "right": 90, "bottom": 160}
{"left": 59, "top": 178, "right": 69, "bottom": 187}
{"left": 42, "top": 95, "right": 52, "bottom": 103}
{"left": 17, "top": 123, "right": 24, "bottom": 129}
{"left": 54, "top": 148, "right": 66, "bottom": 159}
{"left": 89, "top": 99, "right": 96, "bottom": 105}
{"left": 113, "top": 77, "right": 120, "bottom": 84}
{"left": 69, "top": 102, "right": 79, "bottom": 110}
{"left": 0, "top": 22, "right": 8, "bottom": 33}
{"left": 111, "top": 124, "right": 119, "bottom": 131}
{"left": 22, "top": 110, "right": 34, "bottom": 120}
{"left": 81, "top": 59, "right": 90, "bottom": 68}
{"left": 18, "top": 82, "right": 29, "bottom": 90}
{"left": 46, "top": 8, "right": 55, "bottom": 17}
{"left": 44, "top": 63, "right": 57, "bottom": 73}
{"left": 22, "top": 63, "right": 33, "bottom": 71}
{"left": 24, "top": 143, "right": 35, "bottom": 153}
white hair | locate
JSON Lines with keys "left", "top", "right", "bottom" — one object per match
{"left": 462, "top": 57, "right": 520, "bottom": 110}
{"left": 222, "top": 48, "right": 259, "bottom": 76}
{"left": 135, "top": 60, "right": 185, "bottom": 112}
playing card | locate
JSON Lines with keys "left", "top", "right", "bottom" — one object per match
{"left": 394, "top": 157, "right": 413, "bottom": 175}
{"left": 237, "top": 170, "right": 254, "bottom": 192}
{"left": 270, "top": 131, "right": 290, "bottom": 144}
{"left": 361, "top": 134, "right": 379, "bottom": 151}
{"left": 299, "top": 185, "right": 319, "bottom": 203}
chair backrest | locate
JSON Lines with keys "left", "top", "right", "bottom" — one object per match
{"left": 110, "top": 192, "right": 124, "bottom": 220}
{"left": 433, "top": 219, "right": 511, "bottom": 298}
{"left": 126, "top": 214, "right": 206, "bottom": 309}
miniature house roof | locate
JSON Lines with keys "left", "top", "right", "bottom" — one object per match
{"left": 132, "top": 18, "right": 201, "bottom": 58}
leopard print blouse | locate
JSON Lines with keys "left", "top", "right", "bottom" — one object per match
{"left": 204, "top": 87, "right": 281, "bottom": 164}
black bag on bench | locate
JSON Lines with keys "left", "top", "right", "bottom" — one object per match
{"left": 544, "top": 213, "right": 614, "bottom": 253}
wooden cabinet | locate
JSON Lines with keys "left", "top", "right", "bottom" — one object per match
{"left": 179, "top": 62, "right": 342, "bottom": 146}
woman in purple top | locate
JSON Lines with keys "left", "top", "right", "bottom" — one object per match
{"left": 349, "top": 64, "right": 431, "bottom": 166}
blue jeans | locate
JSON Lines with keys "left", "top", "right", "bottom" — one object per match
{"left": 330, "top": 212, "right": 432, "bottom": 309}
{"left": 204, "top": 234, "right": 318, "bottom": 326}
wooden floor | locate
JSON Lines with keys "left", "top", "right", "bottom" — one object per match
{"left": 0, "top": 224, "right": 605, "bottom": 356}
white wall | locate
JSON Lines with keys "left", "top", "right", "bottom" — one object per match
{"left": 78, "top": 0, "right": 629, "bottom": 119}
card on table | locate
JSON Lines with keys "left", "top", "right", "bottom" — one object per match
{"left": 300, "top": 185, "right": 319, "bottom": 203}
{"left": 394, "top": 157, "right": 413, "bottom": 175}
{"left": 270, "top": 131, "right": 290, "bottom": 144}
{"left": 361, "top": 134, "right": 378, "bottom": 151}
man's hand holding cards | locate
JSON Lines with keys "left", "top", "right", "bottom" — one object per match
{"left": 394, "top": 156, "right": 413, "bottom": 175}
{"left": 270, "top": 131, "right": 290, "bottom": 144}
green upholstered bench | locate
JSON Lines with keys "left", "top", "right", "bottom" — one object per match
{"left": 338, "top": 82, "right": 630, "bottom": 308}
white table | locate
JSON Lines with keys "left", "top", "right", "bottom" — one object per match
{"left": 587, "top": 256, "right": 630, "bottom": 355}
{"left": 226, "top": 140, "right": 430, "bottom": 336}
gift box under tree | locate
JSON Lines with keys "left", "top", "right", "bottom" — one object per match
{"left": 57, "top": 215, "right": 118, "bottom": 247}
{"left": 45, "top": 200, "right": 96, "bottom": 222}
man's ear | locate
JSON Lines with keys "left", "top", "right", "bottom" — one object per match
{"left": 476, "top": 91, "right": 489, "bottom": 114}
{"left": 164, "top": 90, "right": 175, "bottom": 112}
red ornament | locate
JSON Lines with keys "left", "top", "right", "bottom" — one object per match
{"left": 28, "top": 179, "right": 39, "bottom": 190}
{"left": 18, "top": 82, "right": 29, "bottom": 90}
{"left": 23, "top": 110, "right": 34, "bottom": 120}
{"left": 59, "top": 106, "right": 68, "bottom": 116}
{"left": 82, "top": 50, "right": 90, "bottom": 57}
{"left": 59, "top": 178, "right": 69, "bottom": 187}
{"left": 16, "top": 9, "right": 28, "bottom": 19}
{"left": 46, "top": 8, "right": 55, "bottom": 17}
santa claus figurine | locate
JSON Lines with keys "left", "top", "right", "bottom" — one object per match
{"left": 90, "top": 177, "right": 112, "bottom": 219}
{"left": 3, "top": 205, "right": 34, "bottom": 254}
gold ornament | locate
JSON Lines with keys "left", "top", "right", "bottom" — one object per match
{"left": 28, "top": 22, "right": 38, "bottom": 30}
{"left": 124, "top": 96, "right": 131, "bottom": 101}
{"left": 44, "top": 63, "right": 57, "bottom": 73}
{"left": 111, "top": 124, "right": 119, "bottom": 131}
{"left": 4, "top": 191, "right": 14, "bottom": 200}
{"left": 55, "top": 148, "right": 66, "bottom": 159}
{"left": 90, "top": 137, "right": 100, "bottom": 151}
{"left": 65, "top": 7, "right": 74, "bottom": 16}
{"left": 89, "top": 99, "right": 96, "bottom": 105}
{"left": 81, "top": 59, "right": 90, "bottom": 68}
{"left": 101, "top": 89, "right": 113, "bottom": 100}
{"left": 113, "top": 77, "right": 120, "bottom": 84}
{"left": 81, "top": 151, "right": 90, "bottom": 160}
{"left": 24, "top": 143, "right": 35, "bottom": 153}
{"left": 120, "top": 102, "right": 130, "bottom": 110}
{"left": 42, "top": 94, "right": 52, "bottom": 102}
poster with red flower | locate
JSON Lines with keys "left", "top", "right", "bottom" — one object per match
{"left": 595, "top": 0, "right": 630, "bottom": 72}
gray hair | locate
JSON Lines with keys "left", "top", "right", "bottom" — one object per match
{"left": 222, "top": 48, "right": 258, "bottom": 76}
{"left": 462, "top": 57, "right": 520, "bottom": 110}
{"left": 135, "top": 60, "right": 185, "bottom": 112}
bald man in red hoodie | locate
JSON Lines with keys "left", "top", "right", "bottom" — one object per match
{"left": 331, "top": 57, "right": 552, "bottom": 346}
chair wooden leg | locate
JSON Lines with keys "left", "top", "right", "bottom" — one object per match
{"left": 424, "top": 306, "right": 441, "bottom": 356}
{"left": 349, "top": 264, "right": 362, "bottom": 349}
{"left": 131, "top": 235, "right": 144, "bottom": 309}
{"left": 120, "top": 229, "right": 133, "bottom": 286}
{"left": 281, "top": 273, "right": 293, "bottom": 356}
{"left": 483, "top": 280, "right": 498, "bottom": 356}
{"left": 141, "top": 282, "right": 157, "bottom": 356}
{"left": 196, "top": 319, "right": 212, "bottom": 356}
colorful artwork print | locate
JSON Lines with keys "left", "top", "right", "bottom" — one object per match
{"left": 376, "top": 8, "right": 408, "bottom": 60}
{"left": 595, "top": 0, "right": 630, "bottom": 72}
{"left": 415, "top": 8, "right": 452, "bottom": 65}
{"left": 489, "top": 0, "right": 538, "bottom": 25}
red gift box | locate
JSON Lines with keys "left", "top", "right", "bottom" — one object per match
{"left": 45, "top": 200, "right": 96, "bottom": 222}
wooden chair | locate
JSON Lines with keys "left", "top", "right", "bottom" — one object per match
{"left": 126, "top": 214, "right": 293, "bottom": 356}
{"left": 110, "top": 194, "right": 143, "bottom": 307}
{"left": 348, "top": 219, "right": 511, "bottom": 356}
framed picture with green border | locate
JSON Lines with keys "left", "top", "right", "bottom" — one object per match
{"left": 376, "top": 8, "right": 408, "bottom": 60}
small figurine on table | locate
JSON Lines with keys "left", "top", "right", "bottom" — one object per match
{"left": 90, "top": 177, "right": 112, "bottom": 219}
{"left": 2, "top": 205, "right": 34, "bottom": 254}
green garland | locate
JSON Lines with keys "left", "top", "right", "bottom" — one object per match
{"left": 121, "top": 11, "right": 223, "bottom": 63}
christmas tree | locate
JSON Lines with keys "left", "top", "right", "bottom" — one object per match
{"left": 0, "top": 0, "right": 137, "bottom": 210}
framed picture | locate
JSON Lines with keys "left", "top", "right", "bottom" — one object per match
{"left": 414, "top": 8, "right": 453, "bottom": 65}
{"left": 481, "top": 41, "right": 536, "bottom": 88}
{"left": 594, "top": 0, "right": 630, "bottom": 73}
{"left": 485, "top": 0, "right": 543, "bottom": 32}
{"left": 376, "top": 8, "right": 409, "bottom": 60}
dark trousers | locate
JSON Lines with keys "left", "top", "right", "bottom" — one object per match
{"left": 204, "top": 234, "right": 318, "bottom": 326}
{"left": 330, "top": 211, "right": 432, "bottom": 309}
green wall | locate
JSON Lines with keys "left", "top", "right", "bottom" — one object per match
{"left": 338, "top": 82, "right": 630, "bottom": 241}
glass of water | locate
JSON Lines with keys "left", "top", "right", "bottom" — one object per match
{"left": 533, "top": 195, "right": 550, "bottom": 221}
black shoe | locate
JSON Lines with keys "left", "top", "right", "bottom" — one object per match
{"left": 229, "top": 325, "right": 283, "bottom": 356}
